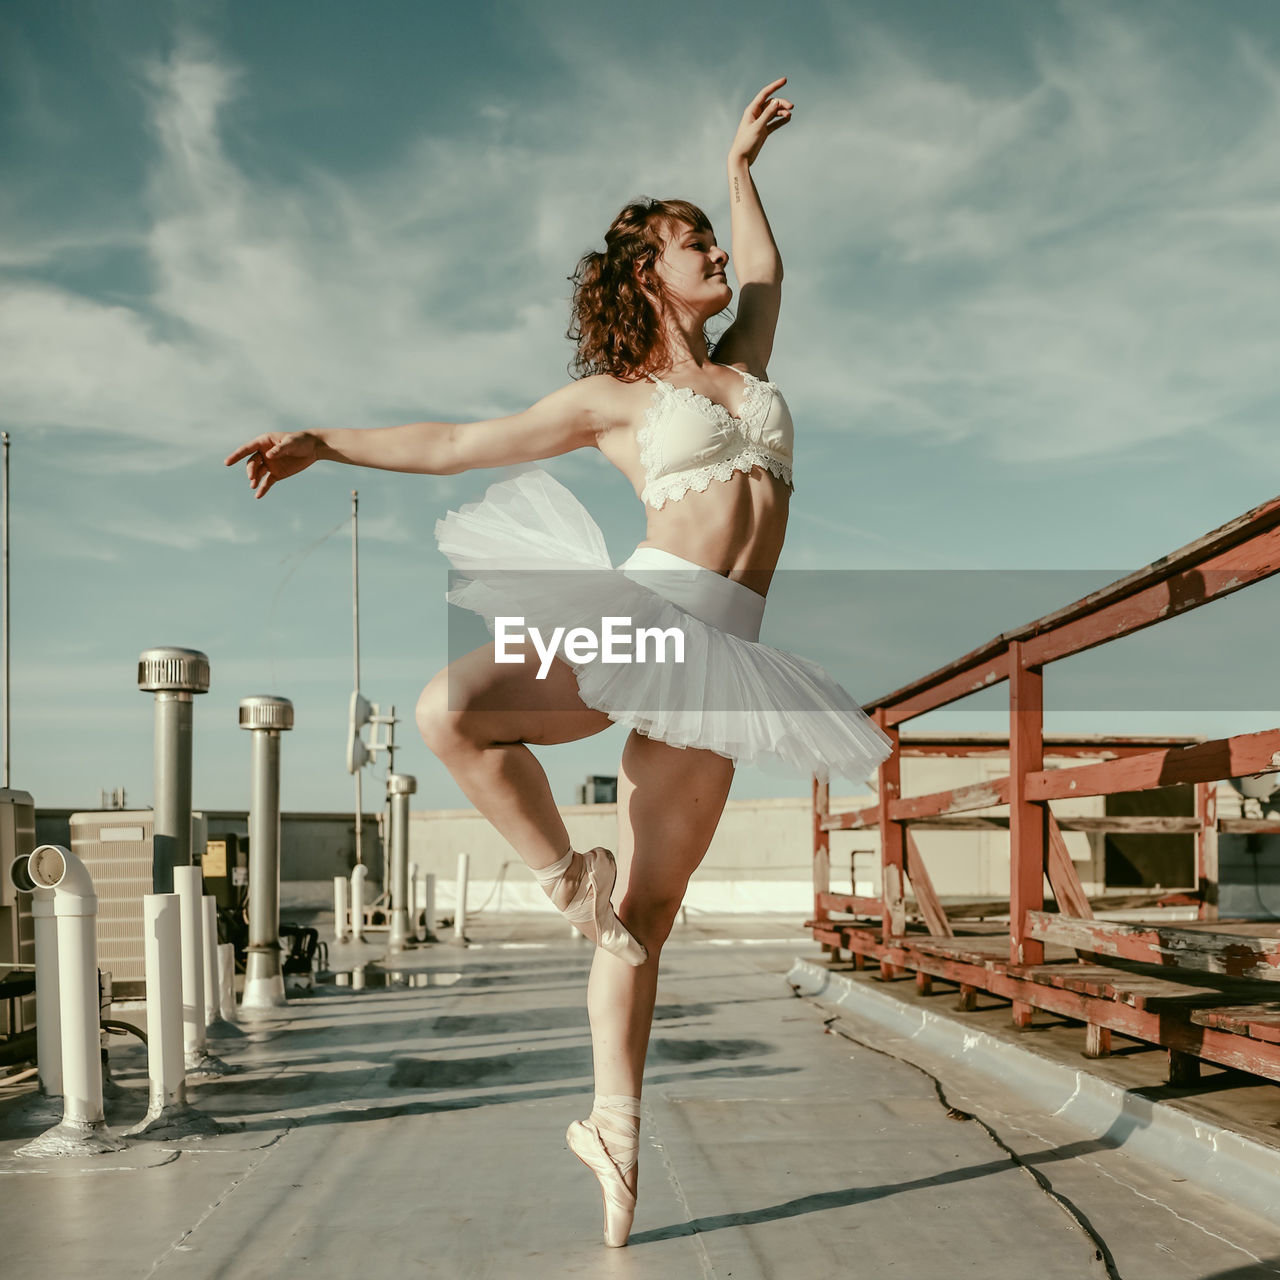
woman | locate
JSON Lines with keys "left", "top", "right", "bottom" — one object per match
{"left": 226, "top": 78, "right": 893, "bottom": 1248}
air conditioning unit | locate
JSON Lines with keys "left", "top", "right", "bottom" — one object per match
{"left": 0, "top": 788, "right": 37, "bottom": 1038}
{"left": 69, "top": 810, "right": 209, "bottom": 999}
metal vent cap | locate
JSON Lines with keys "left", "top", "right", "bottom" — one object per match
{"left": 239, "top": 695, "right": 294, "bottom": 731}
{"left": 138, "top": 647, "right": 210, "bottom": 693}
{"left": 387, "top": 773, "right": 417, "bottom": 796}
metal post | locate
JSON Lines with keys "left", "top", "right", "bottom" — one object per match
{"left": 138, "top": 648, "right": 210, "bottom": 895}
{"left": 387, "top": 774, "right": 416, "bottom": 953}
{"left": 351, "top": 490, "right": 362, "bottom": 869}
{"left": 2, "top": 431, "right": 10, "bottom": 790}
{"left": 239, "top": 696, "right": 293, "bottom": 1015}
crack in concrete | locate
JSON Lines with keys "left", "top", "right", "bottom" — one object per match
{"left": 803, "top": 999, "right": 1122, "bottom": 1279}
{"left": 1008, "top": 1117, "right": 1280, "bottom": 1275}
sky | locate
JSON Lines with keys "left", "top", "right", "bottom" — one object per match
{"left": 2, "top": 0, "right": 1279, "bottom": 818}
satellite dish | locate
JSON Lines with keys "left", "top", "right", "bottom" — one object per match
{"left": 347, "top": 691, "right": 373, "bottom": 774}
{"left": 1239, "top": 771, "right": 1280, "bottom": 803}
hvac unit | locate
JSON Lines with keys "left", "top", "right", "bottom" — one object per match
{"left": 0, "top": 788, "right": 37, "bottom": 1039}
{"left": 69, "top": 810, "right": 208, "bottom": 999}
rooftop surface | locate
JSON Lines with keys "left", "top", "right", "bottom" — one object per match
{"left": 2, "top": 914, "right": 1278, "bottom": 1279}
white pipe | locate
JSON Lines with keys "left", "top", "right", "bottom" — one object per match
{"left": 173, "top": 866, "right": 207, "bottom": 1066}
{"left": 201, "top": 895, "right": 220, "bottom": 1025}
{"left": 418, "top": 873, "right": 436, "bottom": 942}
{"left": 32, "top": 886, "right": 62, "bottom": 1097}
{"left": 19, "top": 844, "right": 123, "bottom": 1154}
{"left": 453, "top": 853, "right": 469, "bottom": 941}
{"left": 350, "top": 864, "right": 368, "bottom": 942}
{"left": 123, "top": 894, "right": 220, "bottom": 1138}
{"left": 218, "top": 943, "right": 237, "bottom": 1022}
{"left": 141, "top": 894, "right": 185, "bottom": 1110}
{"left": 334, "top": 874, "right": 350, "bottom": 942}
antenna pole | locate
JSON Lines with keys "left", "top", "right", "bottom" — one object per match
{"left": 352, "top": 491, "right": 363, "bottom": 867}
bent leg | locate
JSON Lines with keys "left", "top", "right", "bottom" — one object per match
{"left": 416, "top": 640, "right": 612, "bottom": 872}
{"left": 586, "top": 731, "right": 736, "bottom": 1098}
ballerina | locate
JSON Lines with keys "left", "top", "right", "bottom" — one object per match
{"left": 226, "top": 77, "right": 893, "bottom": 1248}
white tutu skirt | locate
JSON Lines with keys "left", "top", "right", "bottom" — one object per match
{"left": 434, "top": 467, "right": 895, "bottom": 784}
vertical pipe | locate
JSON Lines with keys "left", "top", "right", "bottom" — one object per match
{"left": 453, "top": 853, "right": 469, "bottom": 942}
{"left": 239, "top": 696, "right": 292, "bottom": 1014}
{"left": 124, "top": 893, "right": 220, "bottom": 1137}
{"left": 138, "top": 649, "right": 209, "bottom": 896}
{"left": 18, "top": 845, "right": 124, "bottom": 1154}
{"left": 142, "top": 894, "right": 185, "bottom": 1110}
{"left": 334, "top": 874, "right": 350, "bottom": 942}
{"left": 153, "top": 695, "right": 193, "bottom": 894}
{"left": 9, "top": 857, "right": 61, "bottom": 1097}
{"left": 33, "top": 891, "right": 62, "bottom": 1096}
{"left": 2, "top": 430, "right": 9, "bottom": 790}
{"left": 408, "top": 862, "right": 419, "bottom": 938}
{"left": 387, "top": 774, "right": 416, "bottom": 953}
{"left": 351, "top": 489, "right": 362, "bottom": 869}
{"left": 217, "top": 944, "right": 237, "bottom": 1022}
{"left": 350, "top": 864, "right": 367, "bottom": 942}
{"left": 420, "top": 873, "right": 436, "bottom": 942}
{"left": 172, "top": 866, "right": 206, "bottom": 1065}
{"left": 202, "top": 895, "right": 220, "bottom": 1025}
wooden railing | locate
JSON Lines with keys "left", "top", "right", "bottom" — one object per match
{"left": 810, "top": 491, "right": 1280, "bottom": 1058}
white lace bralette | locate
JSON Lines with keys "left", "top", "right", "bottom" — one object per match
{"left": 637, "top": 365, "right": 795, "bottom": 509}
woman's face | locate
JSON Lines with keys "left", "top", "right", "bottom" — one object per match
{"left": 650, "top": 220, "right": 732, "bottom": 318}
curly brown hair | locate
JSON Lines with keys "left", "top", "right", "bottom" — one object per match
{"left": 567, "top": 197, "right": 719, "bottom": 381}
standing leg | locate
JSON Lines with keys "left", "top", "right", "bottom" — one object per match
{"left": 568, "top": 730, "right": 735, "bottom": 1246}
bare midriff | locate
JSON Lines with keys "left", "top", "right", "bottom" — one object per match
{"left": 635, "top": 467, "right": 791, "bottom": 599}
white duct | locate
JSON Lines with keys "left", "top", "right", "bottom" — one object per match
{"left": 17, "top": 845, "right": 124, "bottom": 1156}
{"left": 350, "top": 864, "right": 368, "bottom": 943}
{"left": 334, "top": 874, "right": 350, "bottom": 943}
{"left": 201, "top": 895, "right": 220, "bottom": 1026}
{"left": 124, "top": 894, "right": 220, "bottom": 1138}
{"left": 453, "top": 853, "right": 469, "bottom": 943}
{"left": 173, "top": 867, "right": 207, "bottom": 1068}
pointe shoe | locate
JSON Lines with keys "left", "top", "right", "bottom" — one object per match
{"left": 560, "top": 848, "right": 648, "bottom": 967}
{"left": 567, "top": 1117, "right": 637, "bottom": 1247}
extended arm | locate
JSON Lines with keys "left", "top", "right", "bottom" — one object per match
{"left": 716, "top": 78, "right": 792, "bottom": 371}
{"left": 225, "top": 378, "right": 609, "bottom": 499}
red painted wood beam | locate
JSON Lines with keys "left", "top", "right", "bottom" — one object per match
{"left": 1026, "top": 727, "right": 1280, "bottom": 802}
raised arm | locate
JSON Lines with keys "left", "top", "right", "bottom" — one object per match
{"left": 715, "top": 78, "right": 793, "bottom": 372}
{"left": 225, "top": 377, "right": 612, "bottom": 499}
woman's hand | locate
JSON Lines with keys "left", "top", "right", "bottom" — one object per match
{"left": 729, "top": 77, "right": 793, "bottom": 168}
{"left": 224, "top": 431, "right": 322, "bottom": 499}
